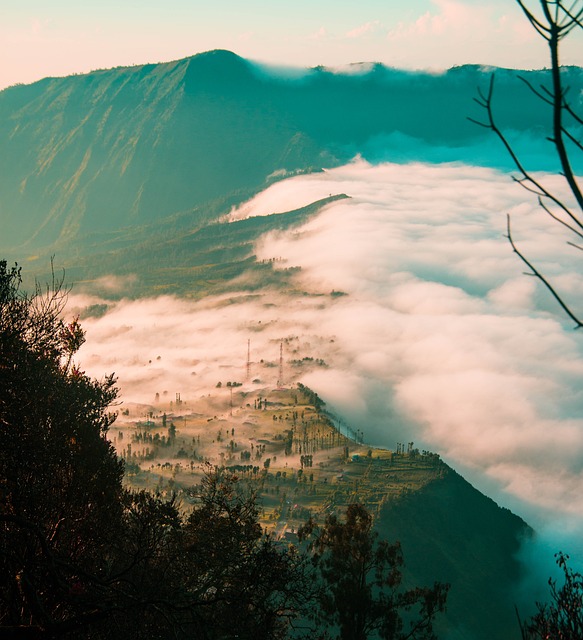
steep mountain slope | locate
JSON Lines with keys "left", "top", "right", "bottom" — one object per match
{"left": 0, "top": 51, "right": 332, "bottom": 250}
{"left": 115, "top": 384, "right": 531, "bottom": 640}
{"left": 379, "top": 470, "right": 529, "bottom": 640}
{"left": 1, "top": 50, "right": 580, "bottom": 255}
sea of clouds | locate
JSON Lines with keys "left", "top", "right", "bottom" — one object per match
{"left": 73, "top": 158, "right": 583, "bottom": 574}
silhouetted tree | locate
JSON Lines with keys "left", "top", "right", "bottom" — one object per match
{"left": 299, "top": 503, "right": 449, "bottom": 640}
{"left": 167, "top": 466, "right": 313, "bottom": 639}
{"left": 470, "top": 0, "right": 583, "bottom": 327}
{"left": 518, "top": 552, "right": 583, "bottom": 640}
{"left": 0, "top": 262, "right": 311, "bottom": 639}
{"left": 0, "top": 260, "right": 127, "bottom": 637}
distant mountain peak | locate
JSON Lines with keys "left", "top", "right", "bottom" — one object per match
{"left": 192, "top": 49, "right": 244, "bottom": 62}
{"left": 181, "top": 49, "right": 257, "bottom": 93}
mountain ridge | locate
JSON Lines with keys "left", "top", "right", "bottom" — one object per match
{"left": 2, "top": 50, "right": 580, "bottom": 257}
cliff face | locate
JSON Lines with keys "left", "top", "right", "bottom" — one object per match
{"left": 378, "top": 469, "right": 531, "bottom": 640}
{"left": 0, "top": 53, "right": 310, "bottom": 246}
{"left": 1, "top": 50, "right": 576, "bottom": 253}
{"left": 0, "top": 52, "right": 330, "bottom": 250}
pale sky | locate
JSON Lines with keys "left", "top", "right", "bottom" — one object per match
{"left": 1, "top": 0, "right": 582, "bottom": 91}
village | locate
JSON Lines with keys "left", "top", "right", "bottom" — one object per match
{"left": 111, "top": 380, "right": 447, "bottom": 533}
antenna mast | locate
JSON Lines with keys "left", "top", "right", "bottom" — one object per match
{"left": 277, "top": 341, "right": 283, "bottom": 388}
{"left": 246, "top": 339, "right": 251, "bottom": 381}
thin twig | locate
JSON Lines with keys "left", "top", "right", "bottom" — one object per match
{"left": 506, "top": 214, "right": 582, "bottom": 328}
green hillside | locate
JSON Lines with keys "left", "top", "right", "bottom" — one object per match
{"left": 0, "top": 51, "right": 334, "bottom": 252}
{"left": 379, "top": 472, "right": 528, "bottom": 640}
{"left": 32, "top": 193, "right": 349, "bottom": 298}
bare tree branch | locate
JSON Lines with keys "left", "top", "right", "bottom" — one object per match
{"left": 470, "top": 1, "right": 583, "bottom": 326}
{"left": 562, "top": 126, "right": 583, "bottom": 152}
{"left": 506, "top": 215, "right": 582, "bottom": 328}
{"left": 544, "top": 14, "right": 583, "bottom": 214}
{"left": 516, "top": 0, "right": 552, "bottom": 37}
{"left": 538, "top": 197, "right": 583, "bottom": 239}
{"left": 517, "top": 75, "right": 554, "bottom": 105}
{"left": 565, "top": 104, "right": 583, "bottom": 127}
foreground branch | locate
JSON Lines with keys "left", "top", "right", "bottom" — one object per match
{"left": 506, "top": 214, "right": 582, "bottom": 328}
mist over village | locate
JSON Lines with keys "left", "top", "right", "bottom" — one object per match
{"left": 1, "top": 2, "right": 583, "bottom": 639}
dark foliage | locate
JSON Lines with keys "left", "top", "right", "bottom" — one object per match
{"left": 519, "top": 553, "right": 583, "bottom": 640}
{"left": 298, "top": 503, "right": 449, "bottom": 640}
{"left": 0, "top": 260, "right": 125, "bottom": 637}
{"left": 0, "top": 260, "right": 310, "bottom": 639}
{"left": 177, "top": 468, "right": 313, "bottom": 639}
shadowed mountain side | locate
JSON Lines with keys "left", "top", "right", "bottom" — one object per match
{"left": 112, "top": 383, "right": 532, "bottom": 640}
{"left": 378, "top": 469, "right": 530, "bottom": 640}
{"left": 59, "top": 194, "right": 349, "bottom": 298}
{"left": 1, "top": 49, "right": 580, "bottom": 253}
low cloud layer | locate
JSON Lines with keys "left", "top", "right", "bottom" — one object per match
{"left": 74, "top": 159, "right": 583, "bottom": 561}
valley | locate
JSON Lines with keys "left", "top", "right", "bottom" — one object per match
{"left": 2, "top": 45, "right": 582, "bottom": 639}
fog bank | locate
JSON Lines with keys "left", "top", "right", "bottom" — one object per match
{"left": 75, "top": 159, "right": 583, "bottom": 565}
